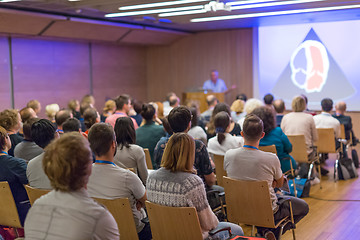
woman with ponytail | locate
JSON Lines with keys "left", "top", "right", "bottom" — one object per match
{"left": 207, "top": 112, "right": 244, "bottom": 156}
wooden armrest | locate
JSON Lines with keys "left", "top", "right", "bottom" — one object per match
{"left": 209, "top": 226, "right": 232, "bottom": 236}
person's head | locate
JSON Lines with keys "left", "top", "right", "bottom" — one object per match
{"left": 68, "top": 99, "right": 80, "bottom": 113}
{"left": 133, "top": 100, "right": 143, "bottom": 115}
{"left": 252, "top": 106, "right": 275, "bottom": 135}
{"left": 0, "top": 126, "right": 10, "bottom": 151}
{"left": 84, "top": 108, "right": 99, "bottom": 130}
{"left": 31, "top": 119, "right": 58, "bottom": 149}
{"left": 166, "top": 92, "right": 176, "bottom": 102}
{"left": 168, "top": 106, "right": 192, "bottom": 133}
{"left": 210, "top": 70, "right": 219, "bottom": 82}
{"left": 55, "top": 110, "right": 73, "bottom": 128}
{"left": 0, "top": 109, "right": 22, "bottom": 132}
{"left": 114, "top": 117, "right": 135, "bottom": 149}
{"left": 189, "top": 107, "right": 198, "bottom": 128}
{"left": 236, "top": 93, "right": 247, "bottom": 102}
{"left": 169, "top": 95, "right": 180, "bottom": 107}
{"left": 103, "top": 99, "right": 116, "bottom": 114}
{"left": 242, "top": 114, "right": 264, "bottom": 142}
{"left": 141, "top": 104, "right": 156, "bottom": 122}
{"left": 23, "top": 118, "right": 40, "bottom": 141}
{"left": 214, "top": 112, "right": 231, "bottom": 145}
{"left": 321, "top": 98, "right": 333, "bottom": 112}
{"left": 161, "top": 116, "right": 173, "bottom": 135}
{"left": 206, "top": 95, "right": 218, "bottom": 107}
{"left": 161, "top": 133, "right": 196, "bottom": 173}
{"left": 81, "top": 94, "right": 95, "bottom": 107}
{"left": 292, "top": 95, "right": 307, "bottom": 112}
{"left": 43, "top": 132, "right": 92, "bottom": 192}
{"left": 207, "top": 103, "right": 231, "bottom": 135}
{"left": 20, "top": 107, "right": 37, "bottom": 123}
{"left": 230, "top": 99, "right": 245, "bottom": 114}
{"left": 88, "top": 123, "right": 116, "bottom": 157}
{"left": 27, "top": 100, "right": 41, "bottom": 114}
{"left": 335, "top": 101, "right": 347, "bottom": 115}
{"left": 244, "top": 98, "right": 263, "bottom": 114}
{"left": 273, "top": 99, "right": 285, "bottom": 114}
{"left": 263, "top": 94, "right": 274, "bottom": 105}
{"left": 62, "top": 118, "right": 81, "bottom": 133}
{"left": 45, "top": 104, "right": 60, "bottom": 120}
{"left": 115, "top": 94, "right": 131, "bottom": 113}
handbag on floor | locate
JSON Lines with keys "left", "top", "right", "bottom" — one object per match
{"left": 288, "top": 178, "right": 311, "bottom": 198}
{"left": 338, "top": 155, "right": 358, "bottom": 180}
{"left": 351, "top": 149, "right": 359, "bottom": 168}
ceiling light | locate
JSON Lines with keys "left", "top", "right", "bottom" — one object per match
{"left": 159, "top": 9, "right": 207, "bottom": 17}
{"left": 119, "top": 0, "right": 209, "bottom": 10}
{"left": 191, "top": 4, "right": 360, "bottom": 22}
{"left": 231, "top": 0, "right": 325, "bottom": 10}
{"left": 0, "top": 0, "right": 21, "bottom": 2}
{"left": 106, "top": 5, "right": 203, "bottom": 17}
{"left": 227, "top": 0, "right": 278, "bottom": 6}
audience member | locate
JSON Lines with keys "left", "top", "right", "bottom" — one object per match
{"left": 27, "top": 119, "right": 59, "bottom": 189}
{"left": 45, "top": 103, "right": 60, "bottom": 123}
{"left": 79, "top": 102, "right": 92, "bottom": 131}
{"left": 131, "top": 99, "right": 144, "bottom": 127}
{"left": 55, "top": 109, "right": 73, "bottom": 134}
{"left": 68, "top": 99, "right": 81, "bottom": 120}
{"left": 238, "top": 98, "right": 263, "bottom": 129}
{"left": 281, "top": 96, "right": 318, "bottom": 178}
{"left": 236, "top": 93, "right": 248, "bottom": 102}
{"left": 105, "top": 94, "right": 139, "bottom": 129}
{"left": 207, "top": 112, "right": 244, "bottom": 156}
{"left": 188, "top": 107, "right": 207, "bottom": 145}
{"left": 0, "top": 126, "right": 30, "bottom": 226}
{"left": 114, "top": 117, "right": 148, "bottom": 185}
{"left": 202, "top": 70, "right": 229, "bottom": 93}
{"left": 87, "top": 123, "right": 150, "bottom": 240}
{"left": 101, "top": 99, "right": 116, "bottom": 122}
{"left": 333, "top": 101, "right": 357, "bottom": 143}
{"left": 26, "top": 99, "right": 41, "bottom": 115}
{"left": 24, "top": 132, "right": 119, "bottom": 239}
{"left": 62, "top": 118, "right": 81, "bottom": 133}
{"left": 149, "top": 102, "right": 163, "bottom": 125}
{"left": 162, "top": 92, "right": 177, "bottom": 117}
{"left": 81, "top": 94, "right": 95, "bottom": 107}
{"left": 224, "top": 114, "right": 309, "bottom": 239}
{"left": 252, "top": 106, "right": 296, "bottom": 174}
{"left": 161, "top": 116, "right": 173, "bottom": 137}
{"left": 0, "top": 109, "right": 23, "bottom": 156}
{"left": 83, "top": 108, "right": 100, "bottom": 135}
{"left": 14, "top": 118, "right": 43, "bottom": 162}
{"left": 136, "top": 104, "right": 165, "bottom": 165}
{"left": 201, "top": 95, "right": 218, "bottom": 122}
{"left": 206, "top": 103, "right": 241, "bottom": 139}
{"left": 273, "top": 99, "right": 286, "bottom": 127}
{"left": 19, "top": 107, "right": 37, "bottom": 123}
{"left": 163, "top": 95, "right": 180, "bottom": 116}
{"left": 301, "top": 94, "right": 317, "bottom": 116}
{"left": 230, "top": 99, "right": 245, "bottom": 123}
{"left": 263, "top": 93, "right": 275, "bottom": 109}
{"left": 147, "top": 133, "right": 244, "bottom": 239}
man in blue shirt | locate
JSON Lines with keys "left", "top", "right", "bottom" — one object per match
{"left": 203, "top": 70, "right": 228, "bottom": 93}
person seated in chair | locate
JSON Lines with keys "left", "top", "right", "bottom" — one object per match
{"left": 333, "top": 101, "right": 358, "bottom": 145}
{"left": 224, "top": 114, "right": 309, "bottom": 240}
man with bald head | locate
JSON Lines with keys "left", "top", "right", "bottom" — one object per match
{"left": 333, "top": 101, "right": 357, "bottom": 143}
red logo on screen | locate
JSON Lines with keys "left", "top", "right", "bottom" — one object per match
{"left": 290, "top": 40, "right": 329, "bottom": 93}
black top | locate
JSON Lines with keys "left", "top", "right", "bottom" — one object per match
{"left": 9, "top": 133, "right": 24, "bottom": 157}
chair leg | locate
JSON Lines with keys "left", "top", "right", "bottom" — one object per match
{"left": 251, "top": 225, "right": 255, "bottom": 236}
{"left": 334, "top": 159, "right": 339, "bottom": 182}
{"left": 307, "top": 163, "right": 314, "bottom": 179}
{"left": 289, "top": 160, "right": 297, "bottom": 197}
{"left": 292, "top": 228, "right": 296, "bottom": 240}
{"left": 317, "top": 163, "right": 322, "bottom": 189}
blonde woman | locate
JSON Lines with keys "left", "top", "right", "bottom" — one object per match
{"left": 147, "top": 133, "right": 243, "bottom": 239}
{"left": 0, "top": 109, "right": 23, "bottom": 156}
{"left": 101, "top": 99, "right": 116, "bottom": 122}
{"left": 45, "top": 103, "right": 60, "bottom": 123}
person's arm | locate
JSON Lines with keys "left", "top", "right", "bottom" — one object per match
{"left": 127, "top": 171, "right": 147, "bottom": 211}
{"left": 11, "top": 157, "right": 28, "bottom": 184}
{"left": 204, "top": 172, "right": 216, "bottom": 187}
{"left": 152, "top": 141, "right": 164, "bottom": 170}
{"left": 310, "top": 117, "right": 318, "bottom": 143}
{"left": 136, "top": 192, "right": 147, "bottom": 211}
{"left": 94, "top": 210, "right": 120, "bottom": 240}
{"left": 195, "top": 140, "right": 215, "bottom": 187}
{"left": 137, "top": 149, "right": 148, "bottom": 186}
{"left": 280, "top": 129, "right": 292, "bottom": 154}
{"left": 272, "top": 174, "right": 285, "bottom": 188}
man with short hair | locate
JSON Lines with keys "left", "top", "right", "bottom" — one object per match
{"left": 263, "top": 93, "right": 275, "bottom": 110}
{"left": 313, "top": 98, "right": 341, "bottom": 138}
{"left": 62, "top": 118, "right": 81, "bottom": 133}
{"left": 201, "top": 95, "right": 218, "bottom": 122}
{"left": 203, "top": 70, "right": 228, "bottom": 93}
{"left": 19, "top": 107, "right": 37, "bottom": 123}
{"left": 273, "top": 99, "right": 285, "bottom": 127}
{"left": 105, "top": 94, "right": 139, "bottom": 129}
{"left": 87, "top": 123, "right": 151, "bottom": 240}
{"left": 55, "top": 109, "right": 73, "bottom": 134}
{"left": 27, "top": 99, "right": 41, "bottom": 115}
{"left": 333, "top": 101, "right": 357, "bottom": 143}
{"left": 225, "top": 114, "right": 309, "bottom": 239}
{"left": 154, "top": 106, "right": 216, "bottom": 188}
{"left": 27, "top": 119, "right": 59, "bottom": 189}
{"left": 14, "top": 118, "right": 43, "bottom": 163}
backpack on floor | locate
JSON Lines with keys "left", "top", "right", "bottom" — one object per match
{"left": 337, "top": 155, "right": 358, "bottom": 180}
{"left": 351, "top": 149, "right": 359, "bottom": 168}
{"left": 288, "top": 178, "right": 311, "bottom": 198}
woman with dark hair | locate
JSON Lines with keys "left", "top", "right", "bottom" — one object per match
{"left": 207, "top": 112, "right": 244, "bottom": 156}
{"left": 252, "top": 106, "right": 296, "bottom": 173}
{"left": 130, "top": 99, "right": 143, "bottom": 127}
{"left": 136, "top": 104, "right": 165, "bottom": 168}
{"left": 188, "top": 107, "right": 207, "bottom": 145}
{"left": 83, "top": 108, "right": 100, "bottom": 135}
{"left": 206, "top": 103, "right": 241, "bottom": 139}
{"left": 114, "top": 117, "right": 148, "bottom": 185}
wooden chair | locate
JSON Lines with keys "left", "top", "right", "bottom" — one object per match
{"left": 213, "top": 154, "right": 227, "bottom": 188}
{"left": 144, "top": 148, "right": 153, "bottom": 169}
{"left": 0, "top": 182, "right": 23, "bottom": 235}
{"left": 24, "top": 185, "right": 50, "bottom": 205}
{"left": 94, "top": 197, "right": 139, "bottom": 240}
{"left": 223, "top": 177, "right": 296, "bottom": 240}
{"left": 259, "top": 145, "right": 277, "bottom": 154}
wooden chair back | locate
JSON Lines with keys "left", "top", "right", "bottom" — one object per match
{"left": 146, "top": 200, "right": 203, "bottom": 240}
{"left": 213, "top": 154, "right": 227, "bottom": 187}
{"left": 287, "top": 135, "right": 308, "bottom": 163}
{"left": 144, "top": 148, "right": 153, "bottom": 169}
{"left": 340, "top": 124, "right": 346, "bottom": 140}
{"left": 223, "top": 177, "right": 275, "bottom": 228}
{"left": 315, "top": 128, "right": 336, "bottom": 153}
{"left": 259, "top": 145, "right": 277, "bottom": 154}
{"left": 0, "top": 182, "right": 22, "bottom": 228}
{"left": 94, "top": 198, "right": 138, "bottom": 240}
{"left": 24, "top": 185, "right": 50, "bottom": 205}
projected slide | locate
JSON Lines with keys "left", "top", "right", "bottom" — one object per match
{"left": 258, "top": 20, "right": 359, "bottom": 110}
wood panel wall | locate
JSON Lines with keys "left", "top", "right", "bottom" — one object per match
{"left": 146, "top": 28, "right": 254, "bottom": 104}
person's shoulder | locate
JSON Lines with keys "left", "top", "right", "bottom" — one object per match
{"left": 28, "top": 153, "right": 44, "bottom": 165}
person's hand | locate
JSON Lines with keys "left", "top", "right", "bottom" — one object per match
{"left": 231, "top": 84, "right": 237, "bottom": 90}
{"left": 136, "top": 200, "right": 143, "bottom": 211}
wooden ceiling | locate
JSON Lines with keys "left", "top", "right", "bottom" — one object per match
{"left": 0, "top": 0, "right": 360, "bottom": 45}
